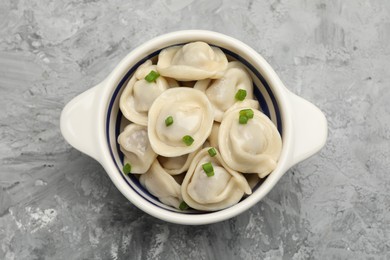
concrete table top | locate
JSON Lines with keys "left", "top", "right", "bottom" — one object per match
{"left": 0, "top": 0, "right": 388, "bottom": 259}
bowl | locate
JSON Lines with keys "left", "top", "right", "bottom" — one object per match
{"left": 60, "top": 30, "right": 327, "bottom": 225}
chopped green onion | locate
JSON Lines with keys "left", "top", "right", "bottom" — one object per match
{"left": 182, "top": 135, "right": 194, "bottom": 146}
{"left": 165, "top": 116, "right": 173, "bottom": 127}
{"left": 235, "top": 89, "right": 247, "bottom": 101}
{"left": 240, "top": 109, "right": 254, "bottom": 119}
{"left": 179, "top": 201, "right": 189, "bottom": 210}
{"left": 208, "top": 147, "right": 217, "bottom": 157}
{"left": 239, "top": 115, "right": 248, "bottom": 124}
{"left": 123, "top": 163, "right": 131, "bottom": 175}
{"left": 202, "top": 162, "right": 214, "bottom": 177}
{"left": 144, "top": 70, "right": 160, "bottom": 82}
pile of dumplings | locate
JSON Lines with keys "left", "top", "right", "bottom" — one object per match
{"left": 118, "top": 41, "right": 282, "bottom": 211}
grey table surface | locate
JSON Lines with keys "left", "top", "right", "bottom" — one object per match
{"left": 0, "top": 0, "right": 389, "bottom": 259}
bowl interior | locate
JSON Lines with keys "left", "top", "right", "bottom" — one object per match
{"left": 105, "top": 43, "right": 283, "bottom": 214}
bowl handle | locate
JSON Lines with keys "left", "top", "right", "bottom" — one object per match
{"left": 60, "top": 83, "right": 104, "bottom": 161}
{"left": 288, "top": 92, "right": 328, "bottom": 167}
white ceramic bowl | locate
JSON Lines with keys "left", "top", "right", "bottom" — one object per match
{"left": 60, "top": 30, "right": 327, "bottom": 225}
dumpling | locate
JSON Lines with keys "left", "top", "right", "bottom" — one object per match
{"left": 119, "top": 60, "right": 171, "bottom": 125}
{"left": 117, "top": 123, "right": 157, "bottom": 173}
{"left": 218, "top": 107, "right": 282, "bottom": 178}
{"left": 228, "top": 98, "right": 260, "bottom": 111}
{"left": 139, "top": 160, "right": 182, "bottom": 209}
{"left": 158, "top": 148, "right": 200, "bottom": 175}
{"left": 181, "top": 147, "right": 251, "bottom": 211}
{"left": 207, "top": 99, "right": 261, "bottom": 150}
{"left": 157, "top": 42, "right": 228, "bottom": 81}
{"left": 194, "top": 61, "right": 254, "bottom": 122}
{"left": 148, "top": 88, "right": 214, "bottom": 157}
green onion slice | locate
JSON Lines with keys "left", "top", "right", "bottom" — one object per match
{"left": 144, "top": 70, "right": 160, "bottom": 82}
{"left": 123, "top": 163, "right": 131, "bottom": 175}
{"left": 239, "top": 109, "right": 254, "bottom": 119}
{"left": 182, "top": 135, "right": 194, "bottom": 146}
{"left": 208, "top": 147, "right": 217, "bottom": 157}
{"left": 235, "top": 89, "right": 247, "bottom": 101}
{"left": 165, "top": 116, "right": 173, "bottom": 126}
{"left": 202, "top": 162, "right": 214, "bottom": 177}
{"left": 179, "top": 201, "right": 189, "bottom": 210}
{"left": 239, "top": 115, "right": 248, "bottom": 124}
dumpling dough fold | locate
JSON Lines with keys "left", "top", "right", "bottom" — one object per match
{"left": 119, "top": 60, "right": 172, "bottom": 125}
{"left": 158, "top": 148, "right": 200, "bottom": 175}
{"left": 207, "top": 100, "right": 260, "bottom": 150}
{"left": 140, "top": 160, "right": 182, "bottom": 209}
{"left": 194, "top": 61, "right": 254, "bottom": 122}
{"left": 181, "top": 148, "right": 251, "bottom": 211}
{"left": 219, "top": 107, "right": 282, "bottom": 178}
{"left": 148, "top": 88, "right": 214, "bottom": 157}
{"left": 117, "top": 123, "right": 157, "bottom": 174}
{"left": 157, "top": 42, "right": 228, "bottom": 81}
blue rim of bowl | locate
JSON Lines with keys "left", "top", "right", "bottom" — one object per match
{"left": 106, "top": 44, "right": 282, "bottom": 214}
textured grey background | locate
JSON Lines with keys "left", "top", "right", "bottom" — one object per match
{"left": 0, "top": 0, "right": 389, "bottom": 259}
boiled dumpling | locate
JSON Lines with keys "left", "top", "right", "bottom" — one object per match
{"left": 158, "top": 148, "right": 200, "bottom": 175}
{"left": 194, "top": 62, "right": 254, "bottom": 122}
{"left": 181, "top": 148, "right": 251, "bottom": 211}
{"left": 157, "top": 42, "right": 228, "bottom": 81}
{"left": 148, "top": 88, "right": 214, "bottom": 157}
{"left": 139, "top": 160, "right": 182, "bottom": 209}
{"left": 207, "top": 99, "right": 260, "bottom": 150}
{"left": 228, "top": 98, "right": 260, "bottom": 111}
{"left": 218, "top": 107, "right": 282, "bottom": 178}
{"left": 117, "top": 123, "right": 157, "bottom": 173}
{"left": 119, "top": 60, "right": 172, "bottom": 125}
